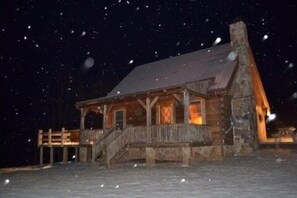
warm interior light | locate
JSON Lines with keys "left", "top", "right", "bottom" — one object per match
{"left": 189, "top": 102, "right": 202, "bottom": 125}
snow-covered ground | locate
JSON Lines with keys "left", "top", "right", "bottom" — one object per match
{"left": 1, "top": 149, "right": 297, "bottom": 198}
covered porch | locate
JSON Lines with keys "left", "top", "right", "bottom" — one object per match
{"left": 76, "top": 87, "right": 214, "bottom": 164}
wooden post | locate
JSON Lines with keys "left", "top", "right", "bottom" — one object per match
{"left": 38, "top": 129, "right": 42, "bottom": 147}
{"left": 63, "top": 147, "right": 68, "bottom": 165}
{"left": 183, "top": 90, "right": 190, "bottom": 136}
{"left": 183, "top": 90, "right": 190, "bottom": 124}
{"left": 50, "top": 147, "right": 54, "bottom": 166}
{"left": 92, "top": 146, "right": 95, "bottom": 163}
{"left": 103, "top": 104, "right": 107, "bottom": 133}
{"left": 39, "top": 147, "right": 43, "bottom": 166}
{"left": 146, "top": 147, "right": 155, "bottom": 165}
{"left": 146, "top": 97, "right": 151, "bottom": 126}
{"left": 182, "top": 146, "right": 192, "bottom": 166}
{"left": 48, "top": 129, "right": 52, "bottom": 146}
{"left": 80, "top": 108, "right": 87, "bottom": 130}
{"left": 75, "top": 147, "right": 78, "bottom": 163}
{"left": 61, "top": 127, "right": 65, "bottom": 146}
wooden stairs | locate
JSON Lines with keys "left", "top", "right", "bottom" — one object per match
{"left": 91, "top": 127, "right": 132, "bottom": 165}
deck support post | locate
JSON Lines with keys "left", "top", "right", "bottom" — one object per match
{"left": 63, "top": 147, "right": 68, "bottom": 165}
{"left": 182, "top": 146, "right": 192, "bottom": 166}
{"left": 75, "top": 147, "right": 78, "bottom": 162}
{"left": 39, "top": 147, "right": 43, "bottom": 166}
{"left": 50, "top": 147, "right": 54, "bottom": 166}
{"left": 146, "top": 147, "right": 155, "bottom": 165}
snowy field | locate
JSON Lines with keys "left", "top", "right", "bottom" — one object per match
{"left": 1, "top": 149, "right": 297, "bottom": 198}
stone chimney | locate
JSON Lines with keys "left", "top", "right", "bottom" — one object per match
{"left": 229, "top": 20, "right": 258, "bottom": 156}
{"left": 229, "top": 20, "right": 252, "bottom": 97}
{"left": 229, "top": 20, "right": 249, "bottom": 48}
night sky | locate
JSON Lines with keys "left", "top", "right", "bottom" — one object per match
{"left": 1, "top": 1, "right": 296, "bottom": 168}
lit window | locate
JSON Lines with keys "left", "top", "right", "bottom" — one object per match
{"left": 160, "top": 105, "right": 172, "bottom": 124}
{"left": 189, "top": 102, "right": 202, "bottom": 125}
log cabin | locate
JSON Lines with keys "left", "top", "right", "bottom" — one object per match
{"left": 71, "top": 20, "right": 270, "bottom": 166}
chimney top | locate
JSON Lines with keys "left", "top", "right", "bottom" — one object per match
{"left": 231, "top": 16, "right": 244, "bottom": 24}
{"left": 229, "top": 20, "right": 249, "bottom": 48}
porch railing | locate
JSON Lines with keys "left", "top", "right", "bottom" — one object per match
{"left": 80, "top": 129, "right": 104, "bottom": 145}
{"left": 105, "top": 124, "right": 212, "bottom": 164}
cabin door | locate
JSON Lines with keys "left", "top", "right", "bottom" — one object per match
{"left": 114, "top": 110, "right": 125, "bottom": 130}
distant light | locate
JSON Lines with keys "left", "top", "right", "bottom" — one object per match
{"left": 263, "top": 34, "right": 268, "bottom": 40}
{"left": 266, "top": 113, "right": 276, "bottom": 122}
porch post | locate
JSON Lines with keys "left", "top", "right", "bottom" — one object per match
{"left": 80, "top": 108, "right": 87, "bottom": 130}
{"left": 146, "top": 97, "right": 151, "bottom": 126}
{"left": 183, "top": 90, "right": 190, "bottom": 124}
{"left": 103, "top": 104, "right": 107, "bottom": 133}
{"left": 146, "top": 97, "right": 152, "bottom": 143}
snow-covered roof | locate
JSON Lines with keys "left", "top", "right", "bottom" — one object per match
{"left": 107, "top": 43, "right": 237, "bottom": 97}
{"left": 76, "top": 43, "right": 238, "bottom": 107}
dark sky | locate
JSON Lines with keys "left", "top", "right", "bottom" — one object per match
{"left": 1, "top": 1, "right": 296, "bottom": 167}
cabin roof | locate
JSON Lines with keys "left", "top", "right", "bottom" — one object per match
{"left": 107, "top": 43, "right": 237, "bottom": 97}
{"left": 76, "top": 43, "right": 238, "bottom": 107}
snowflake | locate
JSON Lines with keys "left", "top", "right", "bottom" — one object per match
{"left": 263, "top": 34, "right": 268, "bottom": 40}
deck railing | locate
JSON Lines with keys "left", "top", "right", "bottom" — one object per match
{"left": 38, "top": 128, "right": 80, "bottom": 147}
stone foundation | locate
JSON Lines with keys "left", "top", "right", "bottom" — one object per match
{"left": 127, "top": 145, "right": 235, "bottom": 164}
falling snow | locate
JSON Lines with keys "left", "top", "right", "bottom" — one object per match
{"left": 1, "top": 0, "right": 297, "bottom": 169}
{"left": 263, "top": 34, "right": 269, "bottom": 40}
{"left": 213, "top": 37, "right": 221, "bottom": 46}
{"left": 81, "top": 31, "right": 86, "bottom": 37}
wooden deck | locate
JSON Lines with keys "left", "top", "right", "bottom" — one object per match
{"left": 38, "top": 124, "right": 213, "bottom": 166}
{"left": 259, "top": 127, "right": 297, "bottom": 149}
{"left": 38, "top": 128, "right": 80, "bottom": 166}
